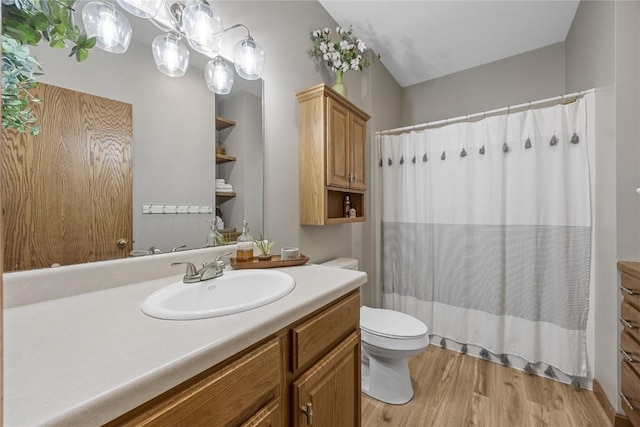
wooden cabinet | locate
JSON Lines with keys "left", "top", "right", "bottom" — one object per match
{"left": 292, "top": 333, "right": 360, "bottom": 427}
{"left": 619, "top": 261, "right": 640, "bottom": 426}
{"left": 106, "top": 290, "right": 361, "bottom": 426}
{"left": 297, "top": 84, "right": 370, "bottom": 225}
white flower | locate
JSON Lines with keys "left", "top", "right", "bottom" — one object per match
{"left": 323, "top": 27, "right": 331, "bottom": 35}
{"left": 351, "top": 62, "right": 359, "bottom": 71}
{"left": 328, "top": 44, "right": 335, "bottom": 52}
{"left": 342, "top": 63, "right": 349, "bottom": 72}
{"left": 357, "top": 40, "right": 366, "bottom": 52}
{"left": 339, "top": 40, "right": 349, "bottom": 50}
{"left": 319, "top": 42, "right": 328, "bottom": 52}
{"left": 336, "top": 26, "right": 341, "bottom": 34}
{"left": 330, "top": 66, "right": 337, "bottom": 72}
{"left": 334, "top": 60, "right": 342, "bottom": 68}
{"left": 332, "top": 52, "right": 340, "bottom": 61}
{"left": 323, "top": 53, "right": 330, "bottom": 61}
{"left": 313, "top": 30, "right": 320, "bottom": 38}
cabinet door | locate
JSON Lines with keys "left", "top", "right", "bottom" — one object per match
{"left": 326, "top": 99, "right": 351, "bottom": 188}
{"left": 292, "top": 332, "right": 360, "bottom": 427}
{"left": 349, "top": 114, "right": 367, "bottom": 190}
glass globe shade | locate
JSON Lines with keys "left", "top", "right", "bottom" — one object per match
{"left": 116, "top": 0, "right": 162, "bottom": 18}
{"left": 182, "top": 1, "right": 223, "bottom": 56}
{"left": 152, "top": 34, "right": 189, "bottom": 77}
{"left": 204, "top": 57, "right": 235, "bottom": 95}
{"left": 233, "top": 37, "right": 265, "bottom": 80}
{"left": 82, "top": 1, "right": 132, "bottom": 54}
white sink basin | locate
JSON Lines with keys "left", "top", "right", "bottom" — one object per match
{"left": 141, "top": 270, "right": 296, "bottom": 320}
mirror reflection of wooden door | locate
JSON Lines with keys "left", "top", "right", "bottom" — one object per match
{"left": 2, "top": 83, "right": 132, "bottom": 271}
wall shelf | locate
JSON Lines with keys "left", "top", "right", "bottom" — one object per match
{"left": 215, "top": 116, "right": 236, "bottom": 131}
{"left": 216, "top": 153, "right": 237, "bottom": 164}
{"left": 216, "top": 192, "right": 236, "bottom": 202}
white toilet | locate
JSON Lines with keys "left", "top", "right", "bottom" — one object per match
{"left": 321, "top": 258, "right": 430, "bottom": 405}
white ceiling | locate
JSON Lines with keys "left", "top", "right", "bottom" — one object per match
{"left": 318, "top": 1, "right": 580, "bottom": 88}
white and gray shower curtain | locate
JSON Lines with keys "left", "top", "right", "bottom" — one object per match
{"left": 379, "top": 94, "right": 593, "bottom": 378}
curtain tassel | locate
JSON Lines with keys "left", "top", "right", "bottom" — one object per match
{"left": 501, "top": 354, "right": 510, "bottom": 367}
{"left": 440, "top": 337, "right": 447, "bottom": 349}
{"left": 544, "top": 365, "right": 556, "bottom": 378}
{"left": 460, "top": 344, "right": 468, "bottom": 354}
{"left": 524, "top": 363, "right": 535, "bottom": 374}
{"left": 479, "top": 349, "right": 490, "bottom": 360}
{"left": 571, "top": 377, "right": 581, "bottom": 389}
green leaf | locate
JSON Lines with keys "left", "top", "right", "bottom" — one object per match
{"left": 49, "top": 39, "right": 64, "bottom": 48}
{"left": 83, "top": 36, "right": 96, "bottom": 49}
{"left": 75, "top": 47, "right": 88, "bottom": 62}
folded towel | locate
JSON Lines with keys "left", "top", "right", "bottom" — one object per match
{"left": 216, "top": 188, "right": 234, "bottom": 193}
{"left": 216, "top": 183, "right": 233, "bottom": 190}
{"left": 215, "top": 178, "right": 226, "bottom": 183}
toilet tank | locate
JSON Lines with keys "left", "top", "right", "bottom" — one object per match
{"left": 320, "top": 257, "right": 359, "bottom": 271}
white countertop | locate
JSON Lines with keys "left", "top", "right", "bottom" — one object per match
{"left": 4, "top": 264, "right": 366, "bottom": 426}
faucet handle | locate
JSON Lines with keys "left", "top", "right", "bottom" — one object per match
{"left": 171, "top": 262, "right": 199, "bottom": 283}
{"left": 215, "top": 252, "right": 233, "bottom": 262}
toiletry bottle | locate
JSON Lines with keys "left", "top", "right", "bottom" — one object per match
{"left": 206, "top": 220, "right": 223, "bottom": 247}
{"left": 236, "top": 220, "right": 254, "bottom": 262}
{"left": 344, "top": 195, "right": 351, "bottom": 218}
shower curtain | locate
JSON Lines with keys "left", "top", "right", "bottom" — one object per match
{"left": 378, "top": 94, "right": 593, "bottom": 379}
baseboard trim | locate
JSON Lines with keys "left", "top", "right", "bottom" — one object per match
{"left": 593, "top": 379, "right": 633, "bottom": 427}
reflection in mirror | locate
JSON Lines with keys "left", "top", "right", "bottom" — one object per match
{"left": 1, "top": 17, "right": 264, "bottom": 272}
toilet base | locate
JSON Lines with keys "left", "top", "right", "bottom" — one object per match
{"left": 361, "top": 345, "right": 414, "bottom": 405}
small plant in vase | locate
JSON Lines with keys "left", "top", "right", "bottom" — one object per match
{"left": 254, "top": 234, "right": 275, "bottom": 261}
{"left": 309, "top": 26, "right": 377, "bottom": 97}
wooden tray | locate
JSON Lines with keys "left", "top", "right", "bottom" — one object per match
{"left": 230, "top": 254, "right": 310, "bottom": 270}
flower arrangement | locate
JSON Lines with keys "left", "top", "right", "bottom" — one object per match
{"left": 310, "top": 26, "right": 373, "bottom": 74}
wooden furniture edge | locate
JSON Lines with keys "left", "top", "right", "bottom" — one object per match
{"left": 619, "top": 261, "right": 640, "bottom": 280}
{"left": 593, "top": 379, "right": 632, "bottom": 427}
{"left": 295, "top": 83, "right": 371, "bottom": 121}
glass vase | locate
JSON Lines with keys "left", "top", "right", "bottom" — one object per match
{"left": 332, "top": 70, "right": 347, "bottom": 97}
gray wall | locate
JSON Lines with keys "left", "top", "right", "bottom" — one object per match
{"left": 217, "top": 88, "right": 264, "bottom": 238}
{"left": 401, "top": 42, "right": 566, "bottom": 125}
{"left": 566, "top": 0, "right": 640, "bottom": 410}
{"left": 29, "top": 39, "right": 216, "bottom": 254}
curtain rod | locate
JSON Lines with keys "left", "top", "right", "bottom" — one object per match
{"left": 376, "top": 88, "right": 595, "bottom": 136}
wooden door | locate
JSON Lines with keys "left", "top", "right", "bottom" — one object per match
{"left": 326, "top": 99, "right": 350, "bottom": 188}
{"left": 2, "top": 83, "right": 132, "bottom": 271}
{"left": 349, "top": 114, "right": 367, "bottom": 191}
{"left": 292, "top": 332, "right": 360, "bottom": 427}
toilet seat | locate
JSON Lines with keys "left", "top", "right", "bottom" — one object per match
{"left": 360, "top": 306, "right": 428, "bottom": 340}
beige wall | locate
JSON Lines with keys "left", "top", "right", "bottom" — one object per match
{"left": 401, "top": 42, "right": 566, "bottom": 125}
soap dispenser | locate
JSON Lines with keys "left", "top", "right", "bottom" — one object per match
{"left": 206, "top": 219, "right": 223, "bottom": 247}
{"left": 236, "top": 220, "right": 254, "bottom": 262}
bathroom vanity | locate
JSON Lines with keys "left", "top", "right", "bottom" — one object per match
{"left": 3, "top": 250, "right": 366, "bottom": 426}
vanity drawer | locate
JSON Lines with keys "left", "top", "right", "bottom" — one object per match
{"left": 622, "top": 272, "right": 640, "bottom": 310}
{"left": 108, "top": 337, "right": 282, "bottom": 426}
{"left": 291, "top": 291, "right": 359, "bottom": 373}
{"left": 622, "top": 361, "right": 640, "bottom": 427}
{"left": 622, "top": 331, "right": 640, "bottom": 378}
{"left": 621, "top": 301, "right": 640, "bottom": 343}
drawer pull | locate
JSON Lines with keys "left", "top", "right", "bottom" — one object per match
{"left": 621, "top": 286, "right": 637, "bottom": 295}
{"left": 621, "top": 317, "right": 635, "bottom": 329}
{"left": 622, "top": 393, "right": 636, "bottom": 411}
{"left": 301, "top": 402, "right": 313, "bottom": 425}
{"left": 621, "top": 349, "right": 637, "bottom": 363}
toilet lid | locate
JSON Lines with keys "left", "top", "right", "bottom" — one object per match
{"left": 360, "top": 306, "right": 428, "bottom": 339}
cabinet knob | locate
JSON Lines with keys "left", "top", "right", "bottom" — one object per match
{"left": 301, "top": 402, "right": 313, "bottom": 425}
{"left": 117, "top": 238, "right": 128, "bottom": 249}
{"left": 620, "top": 317, "right": 635, "bottom": 329}
{"left": 622, "top": 393, "right": 636, "bottom": 411}
{"left": 621, "top": 286, "right": 637, "bottom": 295}
{"left": 621, "top": 348, "right": 637, "bottom": 363}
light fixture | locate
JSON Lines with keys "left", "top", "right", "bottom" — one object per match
{"left": 204, "top": 56, "right": 234, "bottom": 94}
{"left": 82, "top": 2, "right": 132, "bottom": 54}
{"left": 82, "top": 1, "right": 265, "bottom": 93}
{"left": 152, "top": 33, "right": 189, "bottom": 77}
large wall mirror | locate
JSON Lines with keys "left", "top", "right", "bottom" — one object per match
{"left": 1, "top": 13, "right": 264, "bottom": 272}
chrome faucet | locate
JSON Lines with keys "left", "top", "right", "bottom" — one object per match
{"left": 171, "top": 253, "right": 231, "bottom": 283}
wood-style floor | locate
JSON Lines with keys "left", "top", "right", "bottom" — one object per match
{"left": 361, "top": 345, "right": 611, "bottom": 427}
